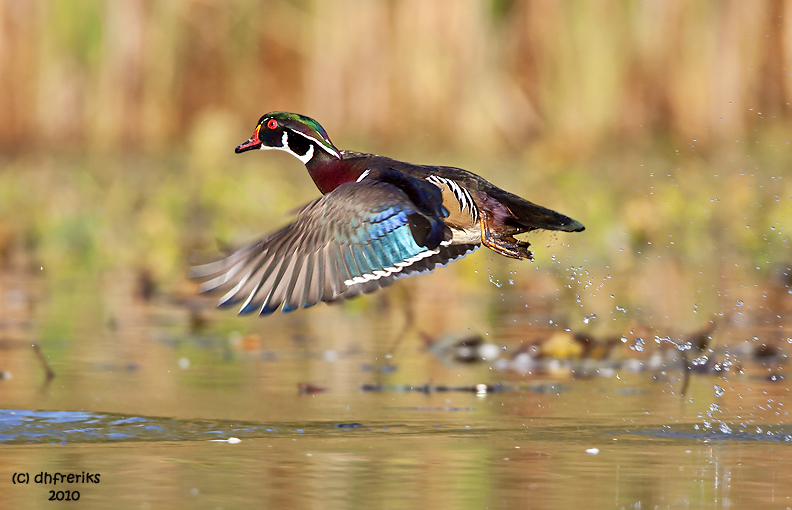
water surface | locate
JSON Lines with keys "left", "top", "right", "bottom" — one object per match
{"left": 1, "top": 265, "right": 790, "bottom": 509}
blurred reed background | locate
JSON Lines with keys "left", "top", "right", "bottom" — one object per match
{"left": 0, "top": 0, "right": 790, "bottom": 332}
{"left": 4, "top": 1, "right": 791, "bottom": 153}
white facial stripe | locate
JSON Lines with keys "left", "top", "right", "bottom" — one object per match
{"left": 259, "top": 132, "right": 314, "bottom": 164}
{"left": 258, "top": 132, "right": 289, "bottom": 153}
{"left": 293, "top": 144, "right": 314, "bottom": 164}
{"left": 356, "top": 169, "right": 371, "bottom": 182}
{"left": 290, "top": 129, "right": 340, "bottom": 159}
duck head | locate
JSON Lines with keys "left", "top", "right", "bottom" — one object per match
{"left": 235, "top": 111, "right": 342, "bottom": 164}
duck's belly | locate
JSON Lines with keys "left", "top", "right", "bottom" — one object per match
{"left": 448, "top": 226, "right": 482, "bottom": 244}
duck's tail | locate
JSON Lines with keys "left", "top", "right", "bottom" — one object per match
{"left": 492, "top": 188, "right": 585, "bottom": 233}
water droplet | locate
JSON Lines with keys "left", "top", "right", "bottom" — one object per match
{"left": 719, "top": 422, "right": 732, "bottom": 434}
{"left": 582, "top": 314, "right": 596, "bottom": 324}
{"left": 630, "top": 338, "right": 645, "bottom": 352}
{"left": 709, "top": 403, "right": 720, "bottom": 412}
{"left": 692, "top": 355, "right": 708, "bottom": 366}
{"left": 714, "top": 385, "right": 725, "bottom": 397}
{"left": 736, "top": 300, "right": 744, "bottom": 307}
{"left": 488, "top": 274, "right": 502, "bottom": 288}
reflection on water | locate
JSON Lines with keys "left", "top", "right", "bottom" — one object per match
{"left": 0, "top": 266, "right": 790, "bottom": 509}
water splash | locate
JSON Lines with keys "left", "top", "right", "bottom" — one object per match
{"left": 488, "top": 274, "right": 502, "bottom": 288}
{"left": 692, "top": 355, "right": 708, "bottom": 366}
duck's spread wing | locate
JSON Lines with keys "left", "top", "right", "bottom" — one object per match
{"left": 191, "top": 176, "right": 477, "bottom": 315}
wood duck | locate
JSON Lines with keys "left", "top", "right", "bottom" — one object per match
{"left": 192, "top": 112, "right": 584, "bottom": 315}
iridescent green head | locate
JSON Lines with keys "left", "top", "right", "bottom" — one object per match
{"left": 235, "top": 112, "right": 341, "bottom": 163}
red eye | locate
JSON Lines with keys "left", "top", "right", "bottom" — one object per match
{"left": 266, "top": 119, "right": 278, "bottom": 129}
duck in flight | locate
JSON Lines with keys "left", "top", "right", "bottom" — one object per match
{"left": 192, "top": 112, "right": 584, "bottom": 315}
